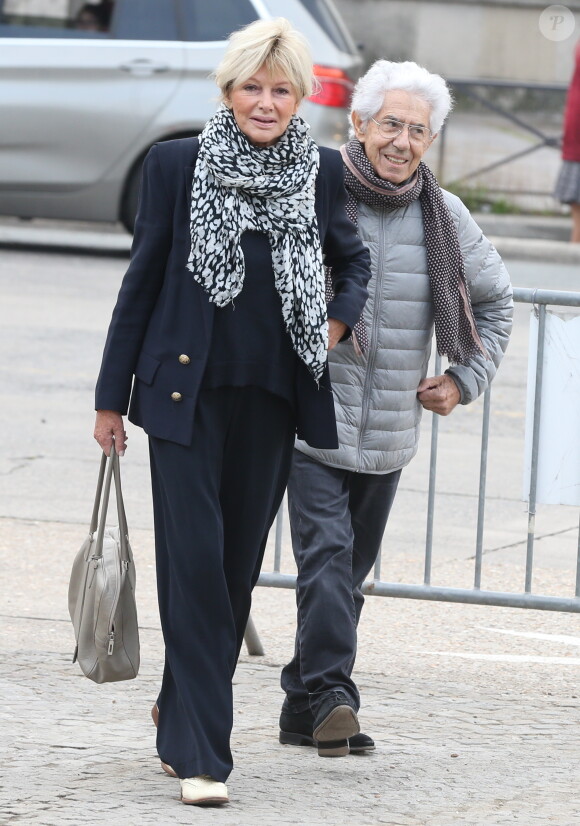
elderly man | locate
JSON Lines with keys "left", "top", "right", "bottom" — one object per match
{"left": 278, "top": 60, "right": 513, "bottom": 756}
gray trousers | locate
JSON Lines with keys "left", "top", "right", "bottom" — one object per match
{"left": 281, "top": 449, "right": 401, "bottom": 715}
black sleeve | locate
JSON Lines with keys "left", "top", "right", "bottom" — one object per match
{"left": 95, "top": 144, "right": 174, "bottom": 412}
{"left": 322, "top": 151, "right": 371, "bottom": 333}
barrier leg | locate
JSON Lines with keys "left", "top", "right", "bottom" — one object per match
{"left": 244, "top": 613, "right": 265, "bottom": 656}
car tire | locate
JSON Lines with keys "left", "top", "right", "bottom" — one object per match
{"left": 120, "top": 134, "right": 199, "bottom": 234}
{"left": 120, "top": 156, "right": 144, "bottom": 234}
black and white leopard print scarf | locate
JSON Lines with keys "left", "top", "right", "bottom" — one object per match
{"left": 186, "top": 104, "right": 328, "bottom": 381}
{"left": 327, "top": 139, "right": 488, "bottom": 365}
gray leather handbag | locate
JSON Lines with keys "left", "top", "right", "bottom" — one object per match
{"left": 68, "top": 446, "right": 140, "bottom": 683}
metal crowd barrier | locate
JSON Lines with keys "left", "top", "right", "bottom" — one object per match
{"left": 436, "top": 79, "right": 565, "bottom": 196}
{"left": 248, "top": 287, "right": 580, "bottom": 647}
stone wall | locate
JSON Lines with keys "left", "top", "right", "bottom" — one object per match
{"left": 334, "top": 0, "right": 580, "bottom": 84}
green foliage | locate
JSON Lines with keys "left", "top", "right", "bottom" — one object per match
{"left": 490, "top": 198, "right": 519, "bottom": 215}
{"left": 451, "top": 86, "right": 566, "bottom": 115}
{"left": 445, "top": 183, "right": 522, "bottom": 215}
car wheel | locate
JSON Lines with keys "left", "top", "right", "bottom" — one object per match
{"left": 120, "top": 134, "right": 199, "bottom": 233}
{"left": 120, "top": 157, "right": 144, "bottom": 234}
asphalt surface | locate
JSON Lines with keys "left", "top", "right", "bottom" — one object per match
{"left": 1, "top": 219, "right": 580, "bottom": 824}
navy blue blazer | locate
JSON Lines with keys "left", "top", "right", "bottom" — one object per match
{"left": 95, "top": 137, "right": 371, "bottom": 447}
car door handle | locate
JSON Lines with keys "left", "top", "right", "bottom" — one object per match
{"left": 119, "top": 59, "right": 170, "bottom": 75}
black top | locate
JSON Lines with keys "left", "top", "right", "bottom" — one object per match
{"left": 201, "top": 231, "right": 297, "bottom": 406}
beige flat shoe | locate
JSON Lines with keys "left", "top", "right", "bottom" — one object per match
{"left": 180, "top": 775, "right": 229, "bottom": 806}
{"left": 150, "top": 703, "right": 178, "bottom": 778}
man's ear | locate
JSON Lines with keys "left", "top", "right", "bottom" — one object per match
{"left": 351, "top": 111, "right": 365, "bottom": 141}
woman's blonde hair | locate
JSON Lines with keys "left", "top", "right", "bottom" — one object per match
{"left": 215, "top": 18, "right": 315, "bottom": 103}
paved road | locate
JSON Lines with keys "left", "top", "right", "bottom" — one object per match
{"left": 1, "top": 239, "right": 580, "bottom": 824}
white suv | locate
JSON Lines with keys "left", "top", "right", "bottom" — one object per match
{"left": 0, "top": 0, "right": 361, "bottom": 230}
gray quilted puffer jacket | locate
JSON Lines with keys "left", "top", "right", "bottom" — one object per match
{"left": 296, "top": 190, "right": 513, "bottom": 474}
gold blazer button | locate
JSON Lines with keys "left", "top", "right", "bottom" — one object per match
{"left": 171, "top": 392, "right": 182, "bottom": 402}
{"left": 178, "top": 354, "right": 191, "bottom": 365}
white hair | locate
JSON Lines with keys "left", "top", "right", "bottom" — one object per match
{"left": 349, "top": 60, "right": 453, "bottom": 138}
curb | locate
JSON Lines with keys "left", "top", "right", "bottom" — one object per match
{"left": 489, "top": 236, "right": 580, "bottom": 265}
{"left": 0, "top": 224, "right": 131, "bottom": 256}
{"left": 2, "top": 224, "right": 580, "bottom": 265}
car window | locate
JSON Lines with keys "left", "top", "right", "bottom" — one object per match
{"left": 297, "top": 0, "right": 355, "bottom": 53}
{"left": 178, "top": 0, "right": 257, "bottom": 42}
{"left": 113, "top": 0, "right": 179, "bottom": 41}
{"left": 0, "top": 0, "right": 113, "bottom": 38}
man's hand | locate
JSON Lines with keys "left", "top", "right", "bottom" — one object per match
{"left": 94, "top": 410, "right": 127, "bottom": 456}
{"left": 417, "top": 374, "right": 461, "bottom": 416}
{"left": 328, "top": 318, "right": 348, "bottom": 351}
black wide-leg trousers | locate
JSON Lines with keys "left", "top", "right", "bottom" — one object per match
{"left": 149, "top": 387, "right": 295, "bottom": 782}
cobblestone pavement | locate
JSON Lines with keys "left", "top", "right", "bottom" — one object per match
{"left": 2, "top": 243, "right": 580, "bottom": 823}
{"left": 2, "top": 517, "right": 580, "bottom": 826}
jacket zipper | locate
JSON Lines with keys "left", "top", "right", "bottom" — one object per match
{"left": 356, "top": 209, "right": 385, "bottom": 472}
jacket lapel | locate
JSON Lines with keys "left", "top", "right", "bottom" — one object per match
{"left": 184, "top": 136, "right": 200, "bottom": 213}
{"left": 184, "top": 166, "right": 195, "bottom": 215}
{"left": 183, "top": 161, "right": 213, "bottom": 342}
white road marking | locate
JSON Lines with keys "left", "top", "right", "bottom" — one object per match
{"left": 415, "top": 651, "right": 580, "bottom": 665}
{"left": 477, "top": 626, "right": 580, "bottom": 646}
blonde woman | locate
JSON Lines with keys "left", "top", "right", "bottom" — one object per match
{"left": 94, "top": 18, "right": 370, "bottom": 806}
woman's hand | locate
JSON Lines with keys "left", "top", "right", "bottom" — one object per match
{"left": 328, "top": 318, "right": 348, "bottom": 351}
{"left": 94, "top": 410, "right": 127, "bottom": 456}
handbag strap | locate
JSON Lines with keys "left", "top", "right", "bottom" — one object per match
{"left": 111, "top": 447, "right": 130, "bottom": 562}
{"left": 90, "top": 444, "right": 131, "bottom": 563}
{"left": 89, "top": 452, "right": 107, "bottom": 536}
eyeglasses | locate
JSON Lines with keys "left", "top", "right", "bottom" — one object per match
{"left": 370, "top": 116, "right": 432, "bottom": 145}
